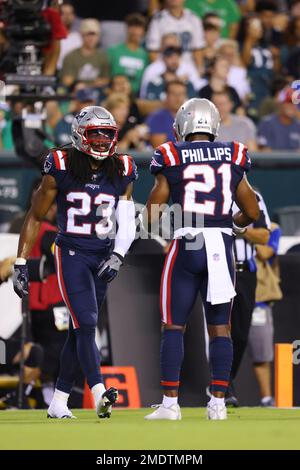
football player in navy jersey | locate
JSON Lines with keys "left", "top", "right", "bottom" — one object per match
{"left": 144, "top": 98, "right": 260, "bottom": 420}
{"left": 13, "top": 106, "right": 137, "bottom": 419}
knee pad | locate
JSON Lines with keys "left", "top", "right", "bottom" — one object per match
{"left": 25, "top": 343, "right": 44, "bottom": 368}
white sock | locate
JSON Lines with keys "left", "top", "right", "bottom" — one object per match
{"left": 91, "top": 383, "right": 106, "bottom": 405}
{"left": 52, "top": 389, "right": 69, "bottom": 405}
{"left": 209, "top": 395, "right": 225, "bottom": 406}
{"left": 162, "top": 395, "right": 178, "bottom": 408}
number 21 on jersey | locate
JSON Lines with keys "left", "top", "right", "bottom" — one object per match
{"left": 183, "top": 164, "right": 232, "bottom": 215}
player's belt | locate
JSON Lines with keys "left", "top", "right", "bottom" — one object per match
{"left": 235, "top": 261, "right": 251, "bottom": 272}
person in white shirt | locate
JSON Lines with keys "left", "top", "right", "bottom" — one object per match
{"left": 217, "top": 40, "right": 251, "bottom": 101}
{"left": 146, "top": 0, "right": 205, "bottom": 70}
{"left": 140, "top": 33, "right": 205, "bottom": 98}
{"left": 57, "top": 3, "right": 82, "bottom": 70}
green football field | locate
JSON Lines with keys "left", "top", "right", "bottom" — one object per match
{"left": 0, "top": 408, "right": 300, "bottom": 450}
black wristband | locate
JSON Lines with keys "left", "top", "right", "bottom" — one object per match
{"left": 112, "top": 252, "right": 124, "bottom": 263}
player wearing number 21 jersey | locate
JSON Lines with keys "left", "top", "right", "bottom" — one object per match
{"left": 144, "top": 98, "right": 260, "bottom": 421}
{"left": 13, "top": 106, "right": 137, "bottom": 420}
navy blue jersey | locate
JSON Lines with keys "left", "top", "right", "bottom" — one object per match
{"left": 150, "top": 140, "right": 250, "bottom": 230}
{"left": 42, "top": 149, "right": 137, "bottom": 252}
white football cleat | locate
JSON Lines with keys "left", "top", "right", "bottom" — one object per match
{"left": 207, "top": 402, "right": 227, "bottom": 420}
{"left": 96, "top": 387, "right": 118, "bottom": 419}
{"left": 144, "top": 403, "right": 182, "bottom": 420}
{"left": 47, "top": 402, "right": 76, "bottom": 419}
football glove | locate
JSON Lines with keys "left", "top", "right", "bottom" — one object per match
{"left": 97, "top": 252, "right": 124, "bottom": 283}
{"left": 13, "top": 262, "right": 29, "bottom": 298}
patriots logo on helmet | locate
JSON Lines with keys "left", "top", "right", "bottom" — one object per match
{"left": 76, "top": 110, "right": 88, "bottom": 122}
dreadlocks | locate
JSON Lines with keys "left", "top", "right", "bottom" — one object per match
{"left": 44, "top": 146, "right": 125, "bottom": 185}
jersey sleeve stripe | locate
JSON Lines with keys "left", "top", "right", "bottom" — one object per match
{"left": 232, "top": 141, "right": 239, "bottom": 164}
{"left": 240, "top": 146, "right": 247, "bottom": 167}
{"left": 53, "top": 151, "right": 60, "bottom": 169}
{"left": 235, "top": 143, "right": 245, "bottom": 166}
{"left": 158, "top": 144, "right": 171, "bottom": 166}
{"left": 120, "top": 154, "right": 130, "bottom": 175}
{"left": 57, "top": 150, "right": 66, "bottom": 170}
{"left": 169, "top": 142, "right": 181, "bottom": 165}
{"left": 127, "top": 156, "right": 133, "bottom": 175}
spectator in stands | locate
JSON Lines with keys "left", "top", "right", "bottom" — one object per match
{"left": 202, "top": 13, "right": 222, "bottom": 76}
{"left": 104, "top": 93, "right": 148, "bottom": 151}
{"left": 71, "top": 0, "right": 142, "bottom": 49}
{"left": 145, "top": 46, "right": 196, "bottom": 101}
{"left": 60, "top": 19, "right": 110, "bottom": 89}
{"left": 109, "top": 74, "right": 162, "bottom": 118}
{"left": 240, "top": 15, "right": 274, "bottom": 120}
{"left": 282, "top": 16, "right": 300, "bottom": 79}
{"left": 54, "top": 88, "right": 98, "bottom": 146}
{"left": 0, "top": 105, "right": 13, "bottom": 151}
{"left": 258, "top": 88, "right": 300, "bottom": 151}
{"left": 146, "top": 0, "right": 205, "bottom": 70}
{"left": 258, "top": 76, "right": 289, "bottom": 119}
{"left": 108, "top": 14, "right": 148, "bottom": 96}
{"left": 291, "top": 0, "right": 300, "bottom": 17}
{"left": 237, "top": 0, "right": 256, "bottom": 15}
{"left": 185, "top": 0, "right": 242, "bottom": 39}
{"left": 141, "top": 33, "right": 204, "bottom": 98}
{"left": 256, "top": 0, "right": 287, "bottom": 52}
{"left": 213, "top": 90, "right": 257, "bottom": 150}
{"left": 57, "top": 2, "right": 82, "bottom": 70}
{"left": 199, "top": 56, "right": 242, "bottom": 112}
{"left": 146, "top": 80, "right": 187, "bottom": 148}
{"left": 217, "top": 40, "right": 251, "bottom": 101}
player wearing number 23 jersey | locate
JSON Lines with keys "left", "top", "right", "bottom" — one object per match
{"left": 13, "top": 106, "right": 137, "bottom": 420}
{"left": 145, "top": 98, "right": 259, "bottom": 421}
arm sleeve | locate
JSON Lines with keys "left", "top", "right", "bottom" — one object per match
{"left": 113, "top": 199, "right": 136, "bottom": 258}
{"left": 231, "top": 141, "right": 251, "bottom": 185}
{"left": 41, "top": 152, "right": 57, "bottom": 178}
{"left": 149, "top": 148, "right": 166, "bottom": 175}
{"left": 41, "top": 151, "right": 67, "bottom": 187}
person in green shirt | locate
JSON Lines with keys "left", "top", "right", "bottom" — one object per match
{"left": 185, "top": 0, "right": 241, "bottom": 38}
{"left": 108, "top": 13, "right": 149, "bottom": 96}
{"left": 60, "top": 19, "right": 110, "bottom": 89}
{"left": 0, "top": 108, "right": 14, "bottom": 151}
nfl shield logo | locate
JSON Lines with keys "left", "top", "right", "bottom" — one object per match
{"left": 213, "top": 253, "right": 220, "bottom": 261}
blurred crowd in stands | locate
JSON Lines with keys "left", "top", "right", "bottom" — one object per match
{"left": 0, "top": 0, "right": 300, "bottom": 153}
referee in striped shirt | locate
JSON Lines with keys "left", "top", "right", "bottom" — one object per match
{"left": 227, "top": 191, "right": 271, "bottom": 406}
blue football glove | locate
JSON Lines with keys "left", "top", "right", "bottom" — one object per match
{"left": 97, "top": 252, "right": 124, "bottom": 283}
{"left": 13, "top": 263, "right": 29, "bottom": 298}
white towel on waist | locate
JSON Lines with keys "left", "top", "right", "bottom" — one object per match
{"left": 203, "top": 229, "right": 236, "bottom": 305}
